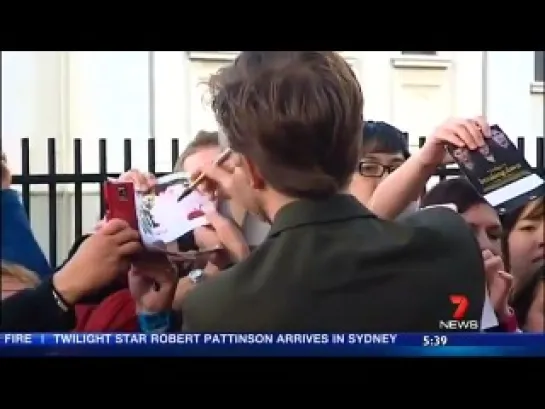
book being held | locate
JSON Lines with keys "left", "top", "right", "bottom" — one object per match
{"left": 447, "top": 124, "right": 545, "bottom": 214}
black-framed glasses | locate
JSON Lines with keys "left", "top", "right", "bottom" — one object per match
{"left": 358, "top": 161, "right": 402, "bottom": 178}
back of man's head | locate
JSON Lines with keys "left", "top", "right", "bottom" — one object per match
{"left": 208, "top": 51, "right": 364, "bottom": 199}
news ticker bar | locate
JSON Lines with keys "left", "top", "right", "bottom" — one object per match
{"left": 0, "top": 333, "right": 544, "bottom": 357}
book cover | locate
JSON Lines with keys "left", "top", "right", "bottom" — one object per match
{"left": 447, "top": 125, "right": 545, "bottom": 214}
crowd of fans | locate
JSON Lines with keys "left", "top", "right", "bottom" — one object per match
{"left": 1, "top": 51, "right": 543, "bottom": 335}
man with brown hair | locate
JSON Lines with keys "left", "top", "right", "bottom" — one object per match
{"left": 133, "top": 52, "right": 486, "bottom": 332}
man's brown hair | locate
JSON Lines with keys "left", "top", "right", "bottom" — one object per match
{"left": 208, "top": 51, "right": 364, "bottom": 199}
{"left": 174, "top": 130, "right": 219, "bottom": 171}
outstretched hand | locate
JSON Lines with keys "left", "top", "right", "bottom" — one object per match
{"left": 419, "top": 117, "right": 491, "bottom": 168}
{"left": 129, "top": 253, "right": 178, "bottom": 314}
{"left": 53, "top": 219, "right": 142, "bottom": 305}
{"left": 482, "top": 250, "right": 514, "bottom": 319}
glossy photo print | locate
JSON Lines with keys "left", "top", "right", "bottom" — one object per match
{"left": 447, "top": 125, "right": 545, "bottom": 214}
{"left": 135, "top": 172, "right": 211, "bottom": 249}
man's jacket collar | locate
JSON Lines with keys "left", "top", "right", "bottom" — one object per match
{"left": 268, "top": 194, "right": 375, "bottom": 237}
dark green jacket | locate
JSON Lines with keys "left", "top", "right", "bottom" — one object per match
{"left": 182, "top": 194, "right": 485, "bottom": 332}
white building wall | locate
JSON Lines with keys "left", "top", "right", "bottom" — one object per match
{"left": 2, "top": 51, "right": 69, "bottom": 263}
{"left": 2, "top": 51, "right": 66, "bottom": 175}
{"left": 2, "top": 51, "right": 542, "bottom": 264}
{"left": 485, "top": 51, "right": 544, "bottom": 167}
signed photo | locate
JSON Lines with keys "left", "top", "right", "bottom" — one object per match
{"left": 448, "top": 125, "right": 545, "bottom": 214}
{"left": 136, "top": 172, "right": 210, "bottom": 248}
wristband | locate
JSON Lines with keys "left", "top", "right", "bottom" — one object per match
{"left": 51, "top": 280, "right": 70, "bottom": 312}
{"left": 138, "top": 311, "right": 171, "bottom": 333}
{"left": 188, "top": 269, "right": 205, "bottom": 284}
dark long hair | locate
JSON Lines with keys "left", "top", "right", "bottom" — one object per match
{"left": 500, "top": 197, "right": 544, "bottom": 269}
{"left": 420, "top": 178, "right": 488, "bottom": 213}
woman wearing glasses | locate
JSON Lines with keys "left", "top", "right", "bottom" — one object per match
{"left": 349, "top": 121, "right": 416, "bottom": 216}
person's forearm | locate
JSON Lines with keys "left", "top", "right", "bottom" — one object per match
{"left": 52, "top": 265, "right": 88, "bottom": 306}
{"left": 368, "top": 150, "right": 437, "bottom": 220}
{"left": 497, "top": 306, "right": 519, "bottom": 332}
{"left": 172, "top": 276, "right": 197, "bottom": 313}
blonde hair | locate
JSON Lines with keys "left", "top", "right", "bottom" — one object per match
{"left": 1, "top": 261, "right": 40, "bottom": 287}
{"left": 174, "top": 131, "right": 220, "bottom": 172}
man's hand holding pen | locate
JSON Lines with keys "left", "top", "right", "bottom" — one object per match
{"left": 177, "top": 148, "right": 234, "bottom": 202}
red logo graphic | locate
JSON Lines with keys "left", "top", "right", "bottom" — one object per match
{"left": 450, "top": 295, "right": 469, "bottom": 319}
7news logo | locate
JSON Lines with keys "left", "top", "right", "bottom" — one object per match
{"left": 438, "top": 295, "right": 479, "bottom": 330}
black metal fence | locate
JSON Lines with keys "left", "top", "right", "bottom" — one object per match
{"left": 10, "top": 136, "right": 545, "bottom": 267}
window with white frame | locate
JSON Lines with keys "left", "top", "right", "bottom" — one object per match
{"left": 401, "top": 51, "right": 437, "bottom": 56}
{"left": 535, "top": 51, "right": 544, "bottom": 83}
